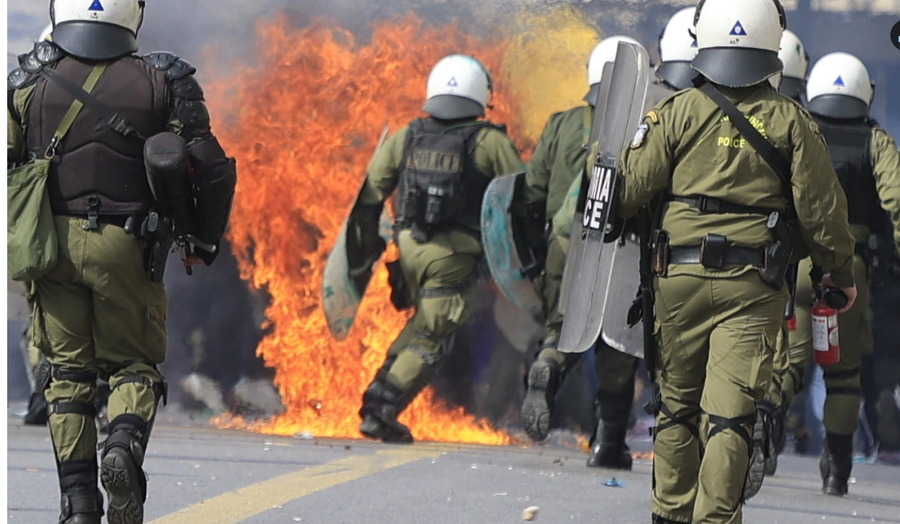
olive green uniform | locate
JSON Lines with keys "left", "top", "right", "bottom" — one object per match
{"left": 523, "top": 104, "right": 640, "bottom": 442}
{"left": 782, "top": 126, "right": 900, "bottom": 437}
{"left": 613, "top": 86, "right": 856, "bottom": 523}
{"left": 358, "top": 121, "right": 524, "bottom": 423}
{"left": 8, "top": 84, "right": 175, "bottom": 463}
{"left": 525, "top": 105, "right": 591, "bottom": 346}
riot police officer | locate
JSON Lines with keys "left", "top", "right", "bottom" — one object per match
{"left": 7, "top": 1, "right": 236, "bottom": 522}
{"left": 519, "top": 36, "right": 644, "bottom": 470}
{"left": 615, "top": 0, "right": 858, "bottom": 521}
{"left": 770, "top": 29, "right": 809, "bottom": 102}
{"left": 783, "top": 52, "right": 900, "bottom": 496}
{"left": 356, "top": 55, "right": 525, "bottom": 443}
{"left": 654, "top": 7, "right": 700, "bottom": 94}
{"left": 747, "top": 28, "right": 813, "bottom": 490}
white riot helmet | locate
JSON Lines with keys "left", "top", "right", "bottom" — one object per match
{"left": 38, "top": 24, "right": 54, "bottom": 42}
{"left": 50, "top": 0, "right": 145, "bottom": 60}
{"left": 585, "top": 36, "right": 642, "bottom": 104}
{"left": 806, "top": 52, "right": 874, "bottom": 120}
{"left": 423, "top": 55, "right": 492, "bottom": 120}
{"left": 769, "top": 30, "right": 809, "bottom": 100}
{"left": 691, "top": 0, "right": 786, "bottom": 88}
{"left": 657, "top": 7, "right": 699, "bottom": 90}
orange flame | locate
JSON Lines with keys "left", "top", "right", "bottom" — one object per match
{"left": 207, "top": 14, "right": 538, "bottom": 444}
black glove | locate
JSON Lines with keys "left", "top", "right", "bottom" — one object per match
{"left": 346, "top": 203, "right": 386, "bottom": 290}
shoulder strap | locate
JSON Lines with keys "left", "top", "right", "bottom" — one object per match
{"left": 698, "top": 82, "right": 792, "bottom": 189}
{"left": 40, "top": 64, "right": 145, "bottom": 141}
{"left": 45, "top": 63, "right": 107, "bottom": 159}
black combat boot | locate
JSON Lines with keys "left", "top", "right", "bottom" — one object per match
{"left": 587, "top": 391, "right": 633, "bottom": 470}
{"left": 521, "top": 357, "right": 561, "bottom": 442}
{"left": 743, "top": 402, "right": 775, "bottom": 501}
{"left": 58, "top": 461, "right": 104, "bottom": 524}
{"left": 24, "top": 391, "right": 49, "bottom": 425}
{"left": 651, "top": 514, "right": 684, "bottom": 524}
{"left": 764, "top": 399, "right": 786, "bottom": 476}
{"left": 820, "top": 432, "right": 854, "bottom": 496}
{"left": 100, "top": 415, "right": 149, "bottom": 524}
{"left": 359, "top": 379, "right": 413, "bottom": 444}
{"left": 25, "top": 359, "right": 51, "bottom": 426}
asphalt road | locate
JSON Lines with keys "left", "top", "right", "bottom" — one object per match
{"left": 7, "top": 412, "right": 900, "bottom": 524}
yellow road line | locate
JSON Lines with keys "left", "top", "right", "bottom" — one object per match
{"left": 150, "top": 447, "right": 442, "bottom": 524}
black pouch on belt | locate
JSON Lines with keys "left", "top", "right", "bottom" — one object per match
{"left": 700, "top": 234, "right": 727, "bottom": 268}
{"left": 758, "top": 242, "right": 789, "bottom": 291}
{"left": 758, "top": 212, "right": 791, "bottom": 291}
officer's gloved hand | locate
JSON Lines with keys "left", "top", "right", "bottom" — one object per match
{"left": 347, "top": 203, "right": 386, "bottom": 275}
{"left": 822, "top": 274, "right": 857, "bottom": 313}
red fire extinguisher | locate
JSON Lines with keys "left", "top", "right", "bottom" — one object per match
{"left": 812, "top": 300, "right": 839, "bottom": 365}
{"left": 812, "top": 287, "right": 847, "bottom": 366}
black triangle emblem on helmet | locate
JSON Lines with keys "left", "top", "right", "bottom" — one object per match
{"left": 447, "top": 76, "right": 458, "bottom": 87}
{"left": 729, "top": 21, "right": 747, "bottom": 36}
{"left": 88, "top": 0, "right": 105, "bottom": 11}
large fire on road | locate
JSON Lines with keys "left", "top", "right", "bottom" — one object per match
{"left": 207, "top": 8, "right": 598, "bottom": 444}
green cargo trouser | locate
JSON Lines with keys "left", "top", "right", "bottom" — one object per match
{"left": 534, "top": 234, "right": 568, "bottom": 350}
{"left": 384, "top": 228, "right": 480, "bottom": 393}
{"left": 765, "top": 323, "right": 790, "bottom": 406}
{"left": 33, "top": 216, "right": 168, "bottom": 463}
{"left": 653, "top": 271, "right": 786, "bottom": 524}
{"left": 785, "top": 255, "right": 871, "bottom": 436}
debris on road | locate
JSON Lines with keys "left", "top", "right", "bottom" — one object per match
{"left": 522, "top": 506, "right": 540, "bottom": 521}
{"left": 603, "top": 477, "right": 625, "bottom": 488}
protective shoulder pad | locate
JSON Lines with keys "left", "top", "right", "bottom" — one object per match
{"left": 141, "top": 51, "right": 180, "bottom": 70}
{"left": 33, "top": 41, "right": 64, "bottom": 65}
{"left": 8, "top": 67, "right": 35, "bottom": 91}
{"left": 141, "top": 52, "right": 197, "bottom": 79}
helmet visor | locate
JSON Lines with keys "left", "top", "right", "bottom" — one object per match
{"left": 777, "top": 76, "right": 805, "bottom": 102}
{"left": 422, "top": 94, "right": 484, "bottom": 120}
{"left": 53, "top": 21, "right": 137, "bottom": 60}
{"left": 692, "top": 48, "right": 782, "bottom": 88}
{"left": 656, "top": 61, "right": 698, "bottom": 91}
{"left": 807, "top": 95, "right": 869, "bottom": 120}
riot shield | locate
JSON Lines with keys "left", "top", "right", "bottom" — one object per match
{"left": 598, "top": 233, "right": 643, "bottom": 358}
{"left": 559, "top": 62, "right": 612, "bottom": 316}
{"left": 558, "top": 41, "right": 650, "bottom": 354}
{"left": 594, "top": 83, "right": 675, "bottom": 358}
{"left": 481, "top": 172, "right": 544, "bottom": 320}
{"left": 323, "top": 128, "right": 393, "bottom": 340}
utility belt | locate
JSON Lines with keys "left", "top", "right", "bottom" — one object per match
{"left": 651, "top": 233, "right": 763, "bottom": 270}
{"left": 651, "top": 231, "right": 789, "bottom": 290}
{"left": 654, "top": 194, "right": 795, "bottom": 291}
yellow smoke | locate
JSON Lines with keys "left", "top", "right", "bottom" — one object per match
{"left": 501, "top": 5, "right": 602, "bottom": 142}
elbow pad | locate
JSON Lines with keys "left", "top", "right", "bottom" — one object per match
{"left": 189, "top": 136, "right": 236, "bottom": 264}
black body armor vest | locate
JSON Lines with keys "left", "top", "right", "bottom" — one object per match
{"left": 396, "top": 118, "right": 492, "bottom": 231}
{"left": 26, "top": 55, "right": 169, "bottom": 216}
{"left": 814, "top": 116, "right": 884, "bottom": 231}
